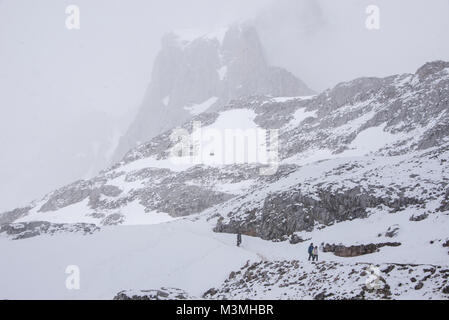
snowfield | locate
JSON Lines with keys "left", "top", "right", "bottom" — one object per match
{"left": 0, "top": 219, "right": 257, "bottom": 299}
{"left": 1, "top": 208, "right": 448, "bottom": 299}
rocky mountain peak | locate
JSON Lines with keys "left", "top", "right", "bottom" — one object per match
{"left": 415, "top": 60, "right": 449, "bottom": 81}
{"left": 111, "top": 24, "right": 313, "bottom": 163}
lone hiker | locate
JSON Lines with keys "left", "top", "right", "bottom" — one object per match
{"left": 313, "top": 246, "right": 319, "bottom": 261}
{"left": 308, "top": 243, "right": 314, "bottom": 261}
{"left": 237, "top": 232, "right": 242, "bottom": 247}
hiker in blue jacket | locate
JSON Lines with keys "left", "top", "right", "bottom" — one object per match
{"left": 308, "top": 243, "right": 314, "bottom": 261}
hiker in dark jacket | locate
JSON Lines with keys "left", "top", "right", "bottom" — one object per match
{"left": 237, "top": 232, "right": 242, "bottom": 247}
{"left": 308, "top": 243, "right": 314, "bottom": 261}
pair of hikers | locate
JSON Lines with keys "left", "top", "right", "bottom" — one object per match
{"left": 308, "top": 243, "right": 319, "bottom": 261}
{"left": 236, "top": 233, "right": 319, "bottom": 262}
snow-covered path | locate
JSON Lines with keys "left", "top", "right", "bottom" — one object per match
{"left": 0, "top": 218, "right": 261, "bottom": 299}
{"left": 1, "top": 211, "right": 448, "bottom": 299}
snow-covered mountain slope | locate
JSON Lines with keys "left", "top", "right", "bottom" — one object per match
{"left": 209, "top": 61, "right": 449, "bottom": 241}
{"left": 3, "top": 61, "right": 447, "bottom": 230}
{"left": 1, "top": 61, "right": 448, "bottom": 300}
{"left": 112, "top": 23, "right": 313, "bottom": 162}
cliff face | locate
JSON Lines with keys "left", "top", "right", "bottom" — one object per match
{"left": 112, "top": 24, "right": 313, "bottom": 162}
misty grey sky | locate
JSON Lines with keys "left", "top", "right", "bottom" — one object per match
{"left": 0, "top": 0, "right": 272, "bottom": 211}
{"left": 1, "top": 0, "right": 449, "bottom": 212}
{"left": 256, "top": 0, "right": 449, "bottom": 91}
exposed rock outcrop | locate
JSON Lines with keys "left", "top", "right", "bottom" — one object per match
{"left": 322, "top": 242, "right": 401, "bottom": 257}
{"left": 214, "top": 186, "right": 423, "bottom": 241}
{"left": 0, "top": 207, "right": 31, "bottom": 225}
{"left": 114, "top": 288, "right": 195, "bottom": 300}
{"left": 410, "top": 213, "right": 429, "bottom": 222}
{"left": 0, "top": 221, "right": 99, "bottom": 240}
{"left": 385, "top": 225, "right": 400, "bottom": 238}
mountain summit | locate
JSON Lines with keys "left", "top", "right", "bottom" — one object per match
{"left": 112, "top": 24, "right": 313, "bottom": 162}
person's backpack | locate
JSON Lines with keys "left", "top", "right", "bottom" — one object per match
{"left": 308, "top": 245, "right": 313, "bottom": 254}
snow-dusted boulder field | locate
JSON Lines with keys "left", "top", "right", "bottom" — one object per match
{"left": 114, "top": 288, "right": 196, "bottom": 300}
{"left": 0, "top": 61, "right": 448, "bottom": 300}
{"left": 204, "top": 260, "right": 449, "bottom": 300}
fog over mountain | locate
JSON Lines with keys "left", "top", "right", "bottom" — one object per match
{"left": 1, "top": 0, "right": 449, "bottom": 214}
{"left": 255, "top": 0, "right": 449, "bottom": 91}
{"left": 112, "top": 24, "right": 313, "bottom": 162}
{"left": 0, "top": 0, "right": 272, "bottom": 211}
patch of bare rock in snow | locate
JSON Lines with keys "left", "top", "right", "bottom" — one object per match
{"left": 114, "top": 288, "right": 196, "bottom": 300}
{"left": 0, "top": 221, "right": 99, "bottom": 240}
